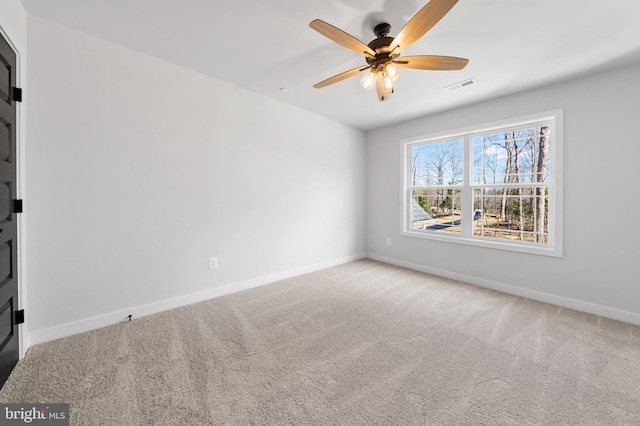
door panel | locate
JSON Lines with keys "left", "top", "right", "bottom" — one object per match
{"left": 0, "top": 57, "right": 9, "bottom": 103}
{"left": 0, "top": 300, "right": 12, "bottom": 352}
{"left": 0, "top": 30, "right": 19, "bottom": 388}
{"left": 0, "top": 182, "right": 12, "bottom": 223}
{"left": 0, "top": 119, "right": 10, "bottom": 163}
{"left": 0, "top": 241, "right": 11, "bottom": 283}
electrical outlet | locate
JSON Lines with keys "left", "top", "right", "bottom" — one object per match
{"left": 386, "top": 238, "right": 391, "bottom": 246}
{"left": 208, "top": 257, "right": 218, "bottom": 270}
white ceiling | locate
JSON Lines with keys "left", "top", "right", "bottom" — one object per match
{"left": 20, "top": 0, "right": 640, "bottom": 131}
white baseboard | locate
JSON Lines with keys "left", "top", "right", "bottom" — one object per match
{"left": 28, "top": 251, "right": 638, "bottom": 348}
{"left": 28, "top": 253, "right": 367, "bottom": 347}
{"left": 366, "top": 253, "right": 640, "bottom": 326}
{"left": 19, "top": 329, "right": 30, "bottom": 359}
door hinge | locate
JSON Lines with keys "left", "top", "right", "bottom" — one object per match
{"left": 14, "top": 310, "right": 24, "bottom": 325}
{"left": 13, "top": 199, "right": 23, "bottom": 213}
{"left": 12, "top": 87, "right": 22, "bottom": 103}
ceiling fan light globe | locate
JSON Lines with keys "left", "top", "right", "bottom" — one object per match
{"left": 383, "top": 75, "right": 395, "bottom": 91}
{"left": 360, "top": 69, "right": 377, "bottom": 90}
{"left": 383, "top": 61, "right": 400, "bottom": 81}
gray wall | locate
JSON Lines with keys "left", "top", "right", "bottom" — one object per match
{"left": 366, "top": 62, "right": 640, "bottom": 323}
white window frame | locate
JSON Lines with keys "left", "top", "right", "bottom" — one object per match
{"left": 400, "top": 110, "right": 563, "bottom": 257}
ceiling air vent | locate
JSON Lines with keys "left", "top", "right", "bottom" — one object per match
{"left": 445, "top": 78, "right": 476, "bottom": 92}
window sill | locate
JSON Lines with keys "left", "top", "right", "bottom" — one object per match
{"left": 399, "top": 229, "right": 563, "bottom": 258}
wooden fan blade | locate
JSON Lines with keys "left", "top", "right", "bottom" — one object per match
{"left": 313, "top": 66, "right": 371, "bottom": 89}
{"left": 396, "top": 55, "right": 468, "bottom": 70}
{"left": 388, "top": 0, "right": 459, "bottom": 55}
{"left": 310, "top": 20, "right": 376, "bottom": 58}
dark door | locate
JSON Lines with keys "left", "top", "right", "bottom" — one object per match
{"left": 0, "top": 32, "right": 20, "bottom": 387}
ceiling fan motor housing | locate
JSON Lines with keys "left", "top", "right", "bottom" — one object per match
{"left": 366, "top": 23, "right": 398, "bottom": 67}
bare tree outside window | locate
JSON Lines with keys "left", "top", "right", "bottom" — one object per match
{"left": 472, "top": 125, "right": 550, "bottom": 243}
{"left": 410, "top": 139, "right": 463, "bottom": 233}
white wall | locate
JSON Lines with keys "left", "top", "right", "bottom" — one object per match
{"left": 0, "top": 0, "right": 26, "bottom": 47}
{"left": 366, "top": 62, "right": 640, "bottom": 323}
{"left": 0, "top": 0, "right": 28, "bottom": 354}
{"left": 26, "top": 16, "right": 365, "bottom": 343}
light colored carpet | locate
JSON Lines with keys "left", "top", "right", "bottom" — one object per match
{"left": 1, "top": 259, "right": 640, "bottom": 425}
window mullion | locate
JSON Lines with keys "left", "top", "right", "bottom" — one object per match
{"left": 461, "top": 135, "right": 473, "bottom": 237}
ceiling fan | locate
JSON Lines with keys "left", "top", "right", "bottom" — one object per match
{"left": 310, "top": 0, "right": 468, "bottom": 102}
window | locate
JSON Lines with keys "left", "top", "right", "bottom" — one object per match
{"left": 400, "top": 110, "right": 563, "bottom": 257}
